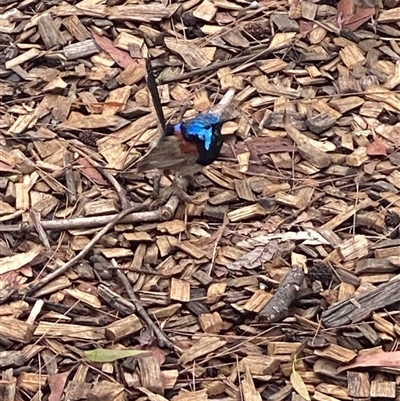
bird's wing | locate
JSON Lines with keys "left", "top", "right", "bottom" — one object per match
{"left": 137, "top": 136, "right": 198, "bottom": 173}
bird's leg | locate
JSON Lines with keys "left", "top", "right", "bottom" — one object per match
{"left": 162, "top": 169, "right": 175, "bottom": 188}
{"left": 185, "top": 174, "right": 206, "bottom": 191}
{"left": 152, "top": 169, "right": 174, "bottom": 199}
{"left": 371, "top": 15, "right": 377, "bottom": 35}
{"left": 175, "top": 187, "right": 204, "bottom": 205}
{"left": 170, "top": 174, "right": 204, "bottom": 205}
{"left": 371, "top": 5, "right": 380, "bottom": 35}
{"left": 176, "top": 103, "right": 190, "bottom": 123}
{"left": 152, "top": 170, "right": 162, "bottom": 198}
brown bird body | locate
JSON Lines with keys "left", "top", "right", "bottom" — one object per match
{"left": 137, "top": 58, "right": 235, "bottom": 202}
{"left": 136, "top": 133, "right": 203, "bottom": 177}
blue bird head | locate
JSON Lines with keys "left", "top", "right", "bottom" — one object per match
{"left": 174, "top": 112, "right": 224, "bottom": 166}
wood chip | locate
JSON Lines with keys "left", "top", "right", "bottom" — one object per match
{"left": 2, "top": 1, "right": 400, "bottom": 398}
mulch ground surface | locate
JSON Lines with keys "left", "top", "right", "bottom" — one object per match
{"left": 1, "top": 0, "right": 400, "bottom": 400}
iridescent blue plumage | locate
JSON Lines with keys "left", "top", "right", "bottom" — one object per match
{"left": 137, "top": 111, "right": 224, "bottom": 175}
{"left": 174, "top": 113, "right": 221, "bottom": 150}
{"left": 137, "top": 58, "right": 227, "bottom": 177}
{"left": 172, "top": 112, "right": 224, "bottom": 167}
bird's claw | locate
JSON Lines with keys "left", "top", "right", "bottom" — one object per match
{"left": 186, "top": 175, "right": 207, "bottom": 191}
{"left": 152, "top": 171, "right": 162, "bottom": 198}
{"left": 173, "top": 187, "right": 204, "bottom": 205}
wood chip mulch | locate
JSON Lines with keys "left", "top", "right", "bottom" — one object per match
{"left": 1, "top": 0, "right": 400, "bottom": 400}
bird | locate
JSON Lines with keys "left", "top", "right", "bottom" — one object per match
{"left": 136, "top": 58, "right": 231, "bottom": 201}
{"left": 136, "top": 112, "right": 224, "bottom": 177}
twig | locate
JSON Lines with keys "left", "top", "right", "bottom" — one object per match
{"left": 30, "top": 209, "right": 51, "bottom": 253}
{"left": 10, "top": 293, "right": 89, "bottom": 316}
{"left": 106, "top": 266, "right": 172, "bottom": 276}
{"left": 0, "top": 195, "right": 181, "bottom": 233}
{"left": 256, "top": 266, "right": 305, "bottom": 323}
{"left": 63, "top": 150, "right": 77, "bottom": 204}
{"left": 116, "top": 269, "right": 180, "bottom": 353}
{"left": 159, "top": 45, "right": 289, "bottom": 84}
{"left": 97, "top": 284, "right": 137, "bottom": 316}
{"left": 275, "top": 193, "right": 325, "bottom": 230}
{"left": 25, "top": 205, "right": 148, "bottom": 296}
{"left": 102, "top": 170, "right": 131, "bottom": 210}
{"left": 208, "top": 214, "right": 229, "bottom": 275}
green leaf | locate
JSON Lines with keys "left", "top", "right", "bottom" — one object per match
{"left": 84, "top": 348, "right": 150, "bottom": 363}
{"left": 8, "top": 175, "right": 19, "bottom": 183}
{"left": 290, "top": 369, "right": 311, "bottom": 401}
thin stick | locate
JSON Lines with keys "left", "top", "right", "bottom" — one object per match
{"left": 25, "top": 205, "right": 147, "bottom": 296}
{"left": 102, "top": 170, "right": 131, "bottom": 210}
{"left": 30, "top": 210, "right": 51, "bottom": 253}
{"left": 116, "top": 270, "right": 180, "bottom": 352}
{"left": 0, "top": 197, "right": 179, "bottom": 233}
{"left": 159, "top": 45, "right": 288, "bottom": 84}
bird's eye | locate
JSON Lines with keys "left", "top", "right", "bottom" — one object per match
{"left": 204, "top": 125, "right": 211, "bottom": 130}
